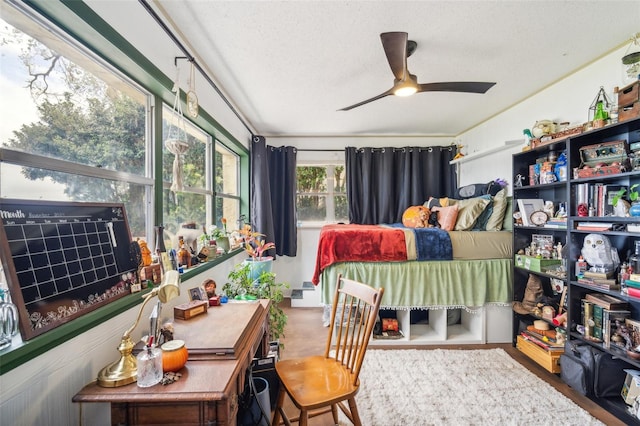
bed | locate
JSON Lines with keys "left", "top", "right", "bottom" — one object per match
{"left": 313, "top": 193, "right": 513, "bottom": 312}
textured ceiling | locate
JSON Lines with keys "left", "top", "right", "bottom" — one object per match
{"left": 86, "top": 0, "right": 640, "bottom": 138}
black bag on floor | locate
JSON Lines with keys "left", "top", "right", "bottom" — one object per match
{"left": 593, "top": 350, "right": 628, "bottom": 398}
{"left": 560, "top": 341, "right": 628, "bottom": 398}
{"left": 560, "top": 342, "right": 594, "bottom": 396}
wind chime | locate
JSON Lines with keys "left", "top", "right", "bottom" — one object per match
{"left": 165, "top": 63, "right": 190, "bottom": 193}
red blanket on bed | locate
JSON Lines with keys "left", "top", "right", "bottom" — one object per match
{"left": 311, "top": 224, "right": 408, "bottom": 284}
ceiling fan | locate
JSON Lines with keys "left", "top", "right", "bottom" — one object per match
{"left": 339, "top": 32, "right": 496, "bottom": 111}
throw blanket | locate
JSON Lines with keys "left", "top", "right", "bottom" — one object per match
{"left": 312, "top": 224, "right": 452, "bottom": 284}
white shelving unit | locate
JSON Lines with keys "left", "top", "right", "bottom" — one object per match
{"left": 369, "top": 307, "right": 503, "bottom": 346}
{"left": 450, "top": 139, "right": 524, "bottom": 165}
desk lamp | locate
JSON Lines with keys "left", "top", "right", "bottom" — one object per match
{"left": 97, "top": 270, "right": 181, "bottom": 387}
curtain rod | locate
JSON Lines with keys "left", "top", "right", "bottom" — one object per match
{"left": 296, "top": 149, "right": 344, "bottom": 152}
{"left": 138, "top": 0, "right": 254, "bottom": 136}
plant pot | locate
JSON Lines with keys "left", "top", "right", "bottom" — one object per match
{"left": 630, "top": 202, "right": 640, "bottom": 217}
{"left": 216, "top": 236, "right": 230, "bottom": 253}
{"left": 243, "top": 257, "right": 273, "bottom": 282}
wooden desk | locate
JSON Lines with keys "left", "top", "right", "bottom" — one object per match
{"left": 73, "top": 300, "right": 270, "bottom": 426}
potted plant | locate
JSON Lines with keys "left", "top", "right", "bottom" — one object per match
{"left": 239, "top": 225, "right": 276, "bottom": 280}
{"left": 222, "top": 262, "right": 289, "bottom": 343}
{"left": 613, "top": 184, "right": 640, "bottom": 217}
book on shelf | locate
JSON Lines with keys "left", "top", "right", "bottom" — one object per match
{"left": 574, "top": 183, "right": 625, "bottom": 218}
{"left": 520, "top": 331, "right": 564, "bottom": 351}
{"left": 583, "top": 270, "right": 614, "bottom": 280}
{"left": 544, "top": 219, "right": 567, "bottom": 229}
{"left": 585, "top": 292, "right": 628, "bottom": 310}
{"left": 576, "top": 222, "right": 613, "bottom": 232}
{"left": 593, "top": 303, "right": 603, "bottom": 340}
{"left": 577, "top": 277, "right": 620, "bottom": 291}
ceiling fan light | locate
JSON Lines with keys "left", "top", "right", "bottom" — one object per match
{"left": 394, "top": 85, "right": 418, "bottom": 97}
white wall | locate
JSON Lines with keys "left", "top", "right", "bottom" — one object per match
{"left": 456, "top": 45, "right": 630, "bottom": 188}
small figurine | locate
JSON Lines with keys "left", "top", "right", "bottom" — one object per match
{"left": 138, "top": 239, "right": 152, "bottom": 266}
{"left": 203, "top": 278, "right": 217, "bottom": 298}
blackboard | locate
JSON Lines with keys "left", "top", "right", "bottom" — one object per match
{"left": 0, "top": 199, "right": 138, "bottom": 340}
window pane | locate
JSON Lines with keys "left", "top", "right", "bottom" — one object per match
{"left": 0, "top": 163, "right": 148, "bottom": 238}
{"left": 162, "top": 106, "right": 207, "bottom": 189}
{"left": 215, "top": 143, "right": 238, "bottom": 196}
{"left": 1, "top": 18, "right": 147, "bottom": 176}
{"left": 335, "top": 194, "right": 349, "bottom": 222}
{"left": 297, "top": 166, "right": 327, "bottom": 192}
{"left": 215, "top": 196, "right": 240, "bottom": 231}
{"left": 297, "top": 195, "right": 327, "bottom": 221}
{"left": 162, "top": 189, "right": 206, "bottom": 248}
{"left": 334, "top": 165, "right": 346, "bottom": 192}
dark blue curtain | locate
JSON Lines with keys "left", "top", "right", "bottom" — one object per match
{"left": 251, "top": 135, "right": 297, "bottom": 257}
{"left": 346, "top": 146, "right": 457, "bottom": 224}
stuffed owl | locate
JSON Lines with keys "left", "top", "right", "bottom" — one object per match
{"left": 581, "top": 233, "right": 619, "bottom": 272}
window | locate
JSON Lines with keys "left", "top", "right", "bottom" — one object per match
{"left": 0, "top": 9, "right": 152, "bottom": 238}
{"left": 296, "top": 164, "right": 347, "bottom": 224}
{"left": 161, "top": 104, "right": 209, "bottom": 243}
{"left": 215, "top": 143, "right": 241, "bottom": 231}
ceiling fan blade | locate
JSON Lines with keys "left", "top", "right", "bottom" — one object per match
{"left": 380, "top": 32, "right": 409, "bottom": 81}
{"left": 417, "top": 81, "right": 496, "bottom": 94}
{"left": 338, "top": 89, "right": 394, "bottom": 111}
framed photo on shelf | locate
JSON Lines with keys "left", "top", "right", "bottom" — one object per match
{"left": 517, "top": 198, "right": 545, "bottom": 227}
{"left": 188, "top": 286, "right": 206, "bottom": 301}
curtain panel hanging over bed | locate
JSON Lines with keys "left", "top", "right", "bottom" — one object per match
{"left": 345, "top": 146, "right": 457, "bottom": 224}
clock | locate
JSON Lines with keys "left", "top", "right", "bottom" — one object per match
{"left": 530, "top": 210, "right": 548, "bottom": 226}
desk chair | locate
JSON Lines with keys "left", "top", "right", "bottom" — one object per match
{"left": 272, "top": 275, "right": 384, "bottom": 426}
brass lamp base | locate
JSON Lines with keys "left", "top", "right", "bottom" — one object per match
{"left": 97, "top": 336, "right": 137, "bottom": 387}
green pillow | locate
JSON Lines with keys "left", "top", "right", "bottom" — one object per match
{"left": 449, "top": 197, "right": 491, "bottom": 231}
{"left": 486, "top": 189, "right": 508, "bottom": 231}
{"left": 472, "top": 194, "right": 494, "bottom": 230}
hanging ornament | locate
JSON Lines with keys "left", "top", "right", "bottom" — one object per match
{"left": 622, "top": 33, "right": 640, "bottom": 86}
{"left": 166, "top": 66, "right": 190, "bottom": 193}
{"left": 186, "top": 60, "right": 199, "bottom": 118}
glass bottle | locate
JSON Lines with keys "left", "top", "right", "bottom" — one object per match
{"left": 137, "top": 345, "right": 163, "bottom": 387}
{"left": 593, "top": 101, "right": 608, "bottom": 121}
{"left": 610, "top": 86, "right": 619, "bottom": 124}
{"left": 0, "top": 288, "right": 18, "bottom": 350}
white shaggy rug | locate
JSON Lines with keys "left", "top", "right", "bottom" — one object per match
{"left": 338, "top": 348, "right": 603, "bottom": 426}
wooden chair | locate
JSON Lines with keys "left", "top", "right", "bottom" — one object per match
{"left": 272, "top": 275, "right": 384, "bottom": 426}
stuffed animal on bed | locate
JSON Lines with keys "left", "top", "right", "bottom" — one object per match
{"left": 428, "top": 210, "right": 440, "bottom": 228}
{"left": 402, "top": 206, "right": 430, "bottom": 228}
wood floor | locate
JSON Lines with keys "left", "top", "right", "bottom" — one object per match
{"left": 274, "top": 299, "right": 625, "bottom": 426}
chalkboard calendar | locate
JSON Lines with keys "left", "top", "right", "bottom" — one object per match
{"left": 0, "top": 199, "right": 138, "bottom": 340}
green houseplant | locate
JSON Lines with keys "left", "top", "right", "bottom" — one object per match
{"left": 613, "top": 184, "right": 640, "bottom": 217}
{"left": 222, "top": 262, "right": 289, "bottom": 343}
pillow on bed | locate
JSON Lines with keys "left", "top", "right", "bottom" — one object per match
{"left": 402, "top": 205, "right": 430, "bottom": 228}
{"left": 485, "top": 188, "right": 509, "bottom": 231}
{"left": 448, "top": 197, "right": 491, "bottom": 230}
{"left": 472, "top": 194, "right": 495, "bottom": 231}
{"left": 431, "top": 205, "right": 458, "bottom": 230}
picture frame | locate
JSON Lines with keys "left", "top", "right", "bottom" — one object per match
{"left": 188, "top": 286, "right": 206, "bottom": 301}
{"left": 517, "top": 198, "right": 544, "bottom": 227}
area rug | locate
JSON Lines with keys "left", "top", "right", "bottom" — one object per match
{"left": 338, "top": 348, "right": 603, "bottom": 425}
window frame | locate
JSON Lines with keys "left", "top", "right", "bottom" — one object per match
{"left": 0, "top": 0, "right": 249, "bottom": 374}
